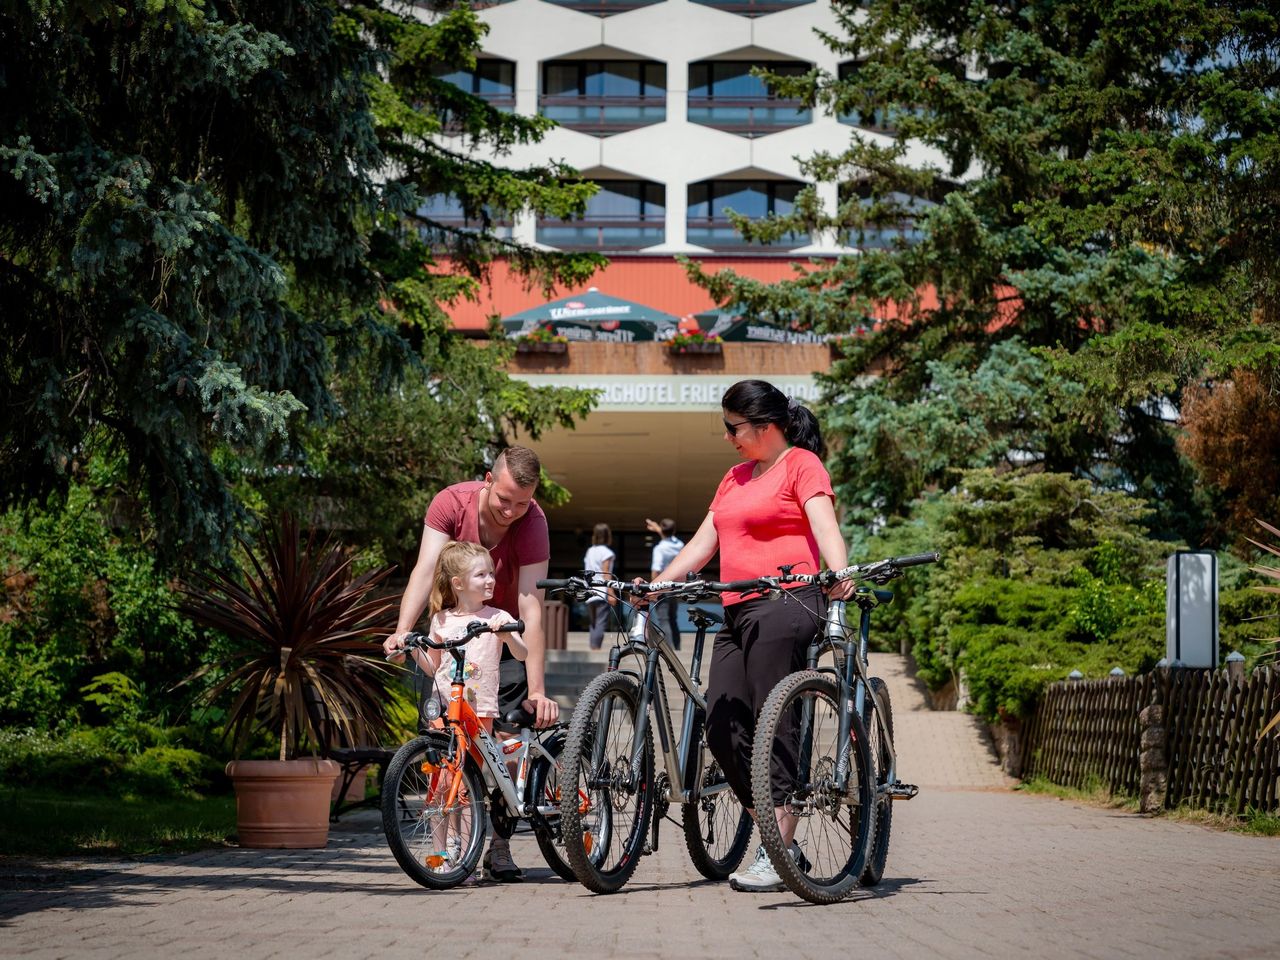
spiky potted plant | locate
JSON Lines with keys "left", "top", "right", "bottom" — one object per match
{"left": 183, "top": 513, "right": 400, "bottom": 848}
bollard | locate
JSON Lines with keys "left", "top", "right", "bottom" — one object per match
{"left": 1225, "top": 650, "right": 1245, "bottom": 684}
{"left": 1138, "top": 703, "right": 1168, "bottom": 814}
{"left": 1068, "top": 669, "right": 1084, "bottom": 681}
{"left": 1109, "top": 666, "right": 1126, "bottom": 677}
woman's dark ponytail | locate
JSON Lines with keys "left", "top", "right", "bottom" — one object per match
{"left": 722, "top": 379, "right": 825, "bottom": 459}
{"left": 785, "top": 401, "right": 826, "bottom": 459}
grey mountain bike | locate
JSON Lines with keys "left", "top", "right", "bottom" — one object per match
{"left": 749, "top": 552, "right": 940, "bottom": 904}
{"left": 537, "top": 574, "right": 754, "bottom": 893}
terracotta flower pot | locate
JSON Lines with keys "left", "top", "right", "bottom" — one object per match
{"left": 225, "top": 758, "right": 341, "bottom": 848}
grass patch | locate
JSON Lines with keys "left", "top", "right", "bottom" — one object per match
{"left": 1017, "top": 778, "right": 1280, "bottom": 836}
{"left": 0, "top": 786, "right": 237, "bottom": 858}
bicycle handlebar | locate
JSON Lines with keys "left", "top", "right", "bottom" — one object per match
{"left": 535, "top": 552, "right": 940, "bottom": 602}
{"left": 389, "top": 619, "right": 525, "bottom": 659}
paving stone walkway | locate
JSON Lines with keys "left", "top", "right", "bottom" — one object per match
{"left": 4, "top": 649, "right": 1278, "bottom": 959}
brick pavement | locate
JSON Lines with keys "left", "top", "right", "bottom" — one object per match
{"left": 4, "top": 650, "right": 1277, "bottom": 960}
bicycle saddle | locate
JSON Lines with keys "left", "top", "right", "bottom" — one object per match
{"left": 494, "top": 705, "right": 537, "bottom": 732}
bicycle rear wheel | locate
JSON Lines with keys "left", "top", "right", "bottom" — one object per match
{"left": 750, "top": 670, "right": 873, "bottom": 904}
{"left": 558, "top": 671, "right": 654, "bottom": 893}
{"left": 682, "top": 729, "right": 752, "bottom": 880}
{"left": 381, "top": 733, "right": 487, "bottom": 889}
{"left": 860, "top": 676, "right": 894, "bottom": 886}
{"left": 529, "top": 739, "right": 577, "bottom": 883}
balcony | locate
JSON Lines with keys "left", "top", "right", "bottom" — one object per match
{"left": 539, "top": 0, "right": 665, "bottom": 14}
{"left": 688, "top": 60, "right": 811, "bottom": 137}
{"left": 688, "top": 0, "right": 814, "bottom": 16}
{"left": 687, "top": 179, "right": 809, "bottom": 250}
{"left": 686, "top": 96, "right": 810, "bottom": 136}
{"left": 537, "top": 218, "right": 665, "bottom": 250}
{"left": 538, "top": 96, "right": 665, "bottom": 136}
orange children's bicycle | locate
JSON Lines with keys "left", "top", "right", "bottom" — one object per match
{"left": 380, "top": 619, "right": 575, "bottom": 889}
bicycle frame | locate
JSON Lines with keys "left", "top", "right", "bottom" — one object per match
{"left": 431, "top": 650, "right": 560, "bottom": 821}
{"left": 803, "top": 593, "right": 898, "bottom": 795}
{"left": 603, "top": 607, "right": 731, "bottom": 808}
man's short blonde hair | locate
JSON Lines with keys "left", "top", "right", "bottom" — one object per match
{"left": 493, "top": 446, "right": 540, "bottom": 488}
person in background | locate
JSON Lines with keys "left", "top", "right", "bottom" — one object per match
{"left": 583, "top": 522, "right": 617, "bottom": 650}
{"left": 647, "top": 517, "right": 685, "bottom": 649}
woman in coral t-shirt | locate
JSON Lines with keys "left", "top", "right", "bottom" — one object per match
{"left": 649, "top": 379, "right": 856, "bottom": 893}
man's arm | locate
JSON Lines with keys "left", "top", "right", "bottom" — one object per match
{"left": 383, "top": 524, "right": 451, "bottom": 658}
{"left": 516, "top": 559, "right": 559, "bottom": 727}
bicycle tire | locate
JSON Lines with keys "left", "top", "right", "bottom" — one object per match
{"left": 860, "top": 676, "right": 894, "bottom": 887}
{"left": 529, "top": 746, "right": 577, "bottom": 883}
{"left": 750, "top": 670, "right": 874, "bottom": 904}
{"left": 381, "top": 733, "right": 488, "bottom": 889}
{"left": 682, "top": 721, "right": 752, "bottom": 880}
{"left": 558, "top": 671, "right": 654, "bottom": 893}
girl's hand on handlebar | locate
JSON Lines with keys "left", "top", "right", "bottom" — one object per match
{"left": 630, "top": 577, "right": 651, "bottom": 607}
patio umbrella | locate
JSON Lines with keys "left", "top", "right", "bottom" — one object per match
{"left": 695, "top": 311, "right": 836, "bottom": 344}
{"left": 502, "top": 288, "right": 681, "bottom": 342}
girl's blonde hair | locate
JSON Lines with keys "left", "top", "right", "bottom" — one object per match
{"left": 429, "top": 541, "right": 494, "bottom": 616}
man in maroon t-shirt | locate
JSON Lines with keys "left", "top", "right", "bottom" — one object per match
{"left": 383, "top": 446, "right": 556, "bottom": 881}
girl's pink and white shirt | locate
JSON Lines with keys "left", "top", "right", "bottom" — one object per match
{"left": 429, "top": 605, "right": 516, "bottom": 718}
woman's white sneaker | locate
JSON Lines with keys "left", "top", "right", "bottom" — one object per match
{"left": 728, "top": 843, "right": 807, "bottom": 892}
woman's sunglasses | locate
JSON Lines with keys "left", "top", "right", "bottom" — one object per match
{"left": 723, "top": 418, "right": 753, "bottom": 437}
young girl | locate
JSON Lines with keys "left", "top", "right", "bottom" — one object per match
{"left": 416, "top": 540, "right": 528, "bottom": 733}
{"left": 414, "top": 542, "right": 527, "bottom": 881}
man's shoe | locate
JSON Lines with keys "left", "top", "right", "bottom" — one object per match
{"left": 728, "top": 843, "right": 807, "bottom": 892}
{"left": 483, "top": 840, "right": 524, "bottom": 882}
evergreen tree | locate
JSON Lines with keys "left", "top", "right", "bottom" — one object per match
{"left": 686, "top": 0, "right": 1279, "bottom": 545}
{"left": 1, "top": 1, "right": 600, "bottom": 562}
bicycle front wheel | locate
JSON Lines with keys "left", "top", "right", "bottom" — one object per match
{"left": 861, "top": 676, "right": 894, "bottom": 886}
{"left": 381, "top": 733, "right": 488, "bottom": 889}
{"left": 682, "top": 724, "right": 752, "bottom": 880}
{"left": 558, "top": 671, "right": 654, "bottom": 893}
{"left": 750, "top": 670, "right": 874, "bottom": 904}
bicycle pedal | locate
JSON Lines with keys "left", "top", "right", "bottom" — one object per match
{"left": 886, "top": 782, "right": 919, "bottom": 801}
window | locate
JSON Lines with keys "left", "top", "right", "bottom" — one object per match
{"left": 416, "top": 195, "right": 513, "bottom": 242}
{"left": 539, "top": 0, "right": 664, "bottom": 15}
{"left": 687, "top": 180, "right": 809, "bottom": 249}
{"left": 537, "top": 181, "right": 665, "bottom": 250}
{"left": 836, "top": 60, "right": 951, "bottom": 133}
{"left": 540, "top": 61, "right": 666, "bottom": 136}
{"left": 687, "top": 61, "right": 810, "bottom": 136}
{"left": 688, "top": 0, "right": 813, "bottom": 16}
{"left": 435, "top": 58, "right": 516, "bottom": 106}
{"left": 838, "top": 184, "right": 935, "bottom": 249}
{"left": 433, "top": 58, "right": 516, "bottom": 134}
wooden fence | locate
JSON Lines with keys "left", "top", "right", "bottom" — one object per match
{"left": 1021, "top": 666, "right": 1280, "bottom": 814}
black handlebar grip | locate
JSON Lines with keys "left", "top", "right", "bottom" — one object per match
{"left": 721, "top": 579, "right": 771, "bottom": 592}
{"left": 498, "top": 619, "right": 525, "bottom": 633}
{"left": 536, "top": 579, "right": 571, "bottom": 589}
{"left": 894, "top": 552, "right": 941, "bottom": 567}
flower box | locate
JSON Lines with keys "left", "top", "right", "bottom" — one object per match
{"left": 515, "top": 340, "right": 568, "bottom": 354}
{"left": 670, "top": 341, "right": 722, "bottom": 355}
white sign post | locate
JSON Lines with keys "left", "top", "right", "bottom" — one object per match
{"left": 1165, "top": 551, "right": 1218, "bottom": 668}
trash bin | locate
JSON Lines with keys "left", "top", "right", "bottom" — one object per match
{"left": 543, "top": 599, "right": 568, "bottom": 650}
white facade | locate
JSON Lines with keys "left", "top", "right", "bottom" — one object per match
{"left": 419, "top": 0, "right": 942, "bottom": 254}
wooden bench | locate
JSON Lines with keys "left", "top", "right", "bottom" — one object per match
{"left": 303, "top": 688, "right": 399, "bottom": 822}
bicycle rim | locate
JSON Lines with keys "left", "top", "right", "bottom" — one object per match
{"left": 559, "top": 672, "right": 653, "bottom": 893}
{"left": 381, "top": 734, "right": 487, "bottom": 889}
{"left": 750, "top": 671, "right": 873, "bottom": 904}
